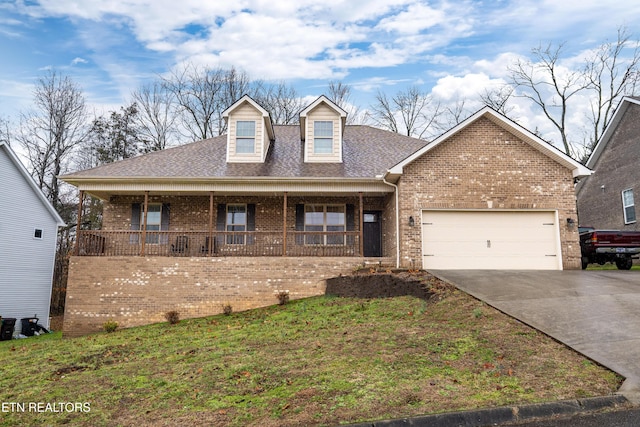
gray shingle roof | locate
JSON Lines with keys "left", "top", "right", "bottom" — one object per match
{"left": 63, "top": 125, "right": 427, "bottom": 180}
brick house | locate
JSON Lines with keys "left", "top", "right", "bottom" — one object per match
{"left": 61, "top": 95, "right": 590, "bottom": 336}
{"left": 577, "top": 96, "right": 640, "bottom": 230}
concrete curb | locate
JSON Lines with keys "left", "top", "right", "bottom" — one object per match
{"left": 342, "top": 395, "right": 630, "bottom": 427}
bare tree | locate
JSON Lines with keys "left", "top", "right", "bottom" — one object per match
{"left": 162, "top": 64, "right": 255, "bottom": 141}
{"left": 163, "top": 63, "right": 226, "bottom": 141}
{"left": 479, "top": 84, "right": 515, "bottom": 116}
{"left": 369, "top": 90, "right": 399, "bottom": 133}
{"left": 327, "top": 80, "right": 364, "bottom": 124}
{"left": 0, "top": 116, "right": 10, "bottom": 146}
{"left": 131, "top": 81, "right": 179, "bottom": 152}
{"left": 221, "top": 66, "right": 252, "bottom": 110}
{"left": 369, "top": 86, "right": 442, "bottom": 139}
{"left": 17, "top": 70, "right": 88, "bottom": 212}
{"left": 509, "top": 42, "right": 591, "bottom": 156}
{"left": 254, "top": 81, "right": 303, "bottom": 125}
{"left": 439, "top": 98, "right": 471, "bottom": 131}
{"left": 583, "top": 27, "right": 640, "bottom": 151}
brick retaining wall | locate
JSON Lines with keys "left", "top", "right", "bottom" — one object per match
{"left": 63, "top": 256, "right": 391, "bottom": 337}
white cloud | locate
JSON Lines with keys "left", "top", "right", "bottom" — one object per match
{"left": 27, "top": 0, "right": 483, "bottom": 82}
{"left": 377, "top": 3, "right": 447, "bottom": 34}
{"left": 5, "top": 0, "right": 640, "bottom": 147}
{"left": 431, "top": 73, "right": 502, "bottom": 101}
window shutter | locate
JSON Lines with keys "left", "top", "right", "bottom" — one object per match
{"left": 216, "top": 204, "right": 227, "bottom": 230}
{"left": 161, "top": 204, "right": 170, "bottom": 229}
{"left": 247, "top": 204, "right": 256, "bottom": 244}
{"left": 216, "top": 204, "right": 226, "bottom": 246}
{"left": 160, "top": 203, "right": 170, "bottom": 244}
{"left": 346, "top": 204, "right": 355, "bottom": 231}
{"left": 346, "top": 204, "right": 355, "bottom": 245}
{"left": 295, "top": 204, "right": 305, "bottom": 245}
{"left": 130, "top": 203, "right": 141, "bottom": 244}
{"left": 131, "top": 204, "right": 141, "bottom": 230}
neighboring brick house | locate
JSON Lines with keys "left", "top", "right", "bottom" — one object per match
{"left": 577, "top": 96, "right": 640, "bottom": 230}
{"left": 60, "top": 95, "right": 590, "bottom": 336}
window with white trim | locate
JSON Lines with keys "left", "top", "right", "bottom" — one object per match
{"left": 226, "top": 204, "right": 247, "bottom": 244}
{"left": 313, "top": 121, "right": 333, "bottom": 154}
{"left": 235, "top": 121, "right": 255, "bottom": 154}
{"left": 622, "top": 189, "right": 636, "bottom": 224}
{"left": 304, "top": 205, "right": 345, "bottom": 245}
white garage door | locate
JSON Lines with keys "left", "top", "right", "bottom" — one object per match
{"left": 421, "top": 210, "right": 561, "bottom": 270}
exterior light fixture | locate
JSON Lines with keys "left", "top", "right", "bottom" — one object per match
{"left": 409, "top": 216, "right": 415, "bottom": 227}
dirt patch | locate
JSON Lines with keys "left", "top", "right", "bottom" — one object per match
{"left": 325, "top": 270, "right": 447, "bottom": 300}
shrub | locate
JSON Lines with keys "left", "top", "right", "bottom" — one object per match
{"left": 276, "top": 291, "right": 290, "bottom": 306}
{"left": 103, "top": 321, "right": 118, "bottom": 333}
{"left": 165, "top": 310, "right": 180, "bottom": 325}
{"left": 222, "top": 304, "right": 233, "bottom": 316}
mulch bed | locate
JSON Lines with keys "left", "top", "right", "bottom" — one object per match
{"left": 325, "top": 270, "right": 451, "bottom": 301}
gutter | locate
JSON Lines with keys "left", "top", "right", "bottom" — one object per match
{"left": 381, "top": 173, "right": 400, "bottom": 269}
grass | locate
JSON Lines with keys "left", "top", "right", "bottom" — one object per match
{"left": 587, "top": 264, "right": 640, "bottom": 270}
{"left": 0, "top": 276, "right": 622, "bottom": 427}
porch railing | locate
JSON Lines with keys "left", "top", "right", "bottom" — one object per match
{"left": 76, "top": 230, "right": 361, "bottom": 257}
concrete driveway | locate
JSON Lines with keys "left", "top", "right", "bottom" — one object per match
{"left": 430, "top": 270, "right": 640, "bottom": 397}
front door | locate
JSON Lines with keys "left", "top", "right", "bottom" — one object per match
{"left": 363, "top": 211, "right": 382, "bottom": 257}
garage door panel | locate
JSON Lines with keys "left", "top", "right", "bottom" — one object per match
{"left": 421, "top": 211, "right": 561, "bottom": 270}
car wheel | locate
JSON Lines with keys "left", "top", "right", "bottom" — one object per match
{"left": 616, "top": 256, "right": 633, "bottom": 270}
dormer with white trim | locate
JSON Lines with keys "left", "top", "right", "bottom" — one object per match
{"left": 223, "top": 95, "right": 275, "bottom": 163}
{"left": 299, "top": 96, "right": 347, "bottom": 163}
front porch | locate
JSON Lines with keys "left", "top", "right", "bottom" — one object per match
{"left": 75, "top": 191, "right": 394, "bottom": 259}
{"left": 77, "top": 230, "right": 362, "bottom": 257}
{"left": 65, "top": 190, "right": 398, "bottom": 336}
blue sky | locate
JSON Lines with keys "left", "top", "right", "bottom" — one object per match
{"left": 2, "top": 0, "right": 640, "bottom": 145}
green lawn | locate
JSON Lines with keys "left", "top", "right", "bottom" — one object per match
{"left": 0, "top": 276, "right": 621, "bottom": 426}
{"left": 586, "top": 264, "right": 640, "bottom": 270}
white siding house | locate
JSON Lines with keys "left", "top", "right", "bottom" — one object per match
{"left": 0, "top": 141, "right": 65, "bottom": 337}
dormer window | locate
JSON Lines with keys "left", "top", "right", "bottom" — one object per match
{"left": 235, "top": 121, "right": 256, "bottom": 154}
{"left": 299, "top": 95, "right": 346, "bottom": 163}
{"left": 314, "top": 121, "right": 333, "bottom": 154}
{"left": 223, "top": 95, "right": 274, "bottom": 163}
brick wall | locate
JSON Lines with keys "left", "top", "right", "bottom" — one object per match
{"left": 64, "top": 256, "right": 392, "bottom": 337}
{"left": 396, "top": 117, "right": 581, "bottom": 269}
{"left": 105, "top": 195, "right": 385, "bottom": 233}
{"left": 577, "top": 103, "right": 640, "bottom": 230}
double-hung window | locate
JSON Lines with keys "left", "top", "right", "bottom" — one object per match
{"left": 622, "top": 189, "right": 636, "bottom": 224}
{"left": 226, "top": 204, "right": 247, "bottom": 244}
{"left": 313, "top": 121, "right": 333, "bottom": 154}
{"left": 304, "top": 205, "right": 345, "bottom": 245}
{"left": 141, "top": 204, "right": 162, "bottom": 243}
{"left": 236, "top": 121, "right": 255, "bottom": 154}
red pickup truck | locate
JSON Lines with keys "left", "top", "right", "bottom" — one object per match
{"left": 579, "top": 227, "right": 640, "bottom": 270}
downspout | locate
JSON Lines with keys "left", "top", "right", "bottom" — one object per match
{"left": 381, "top": 174, "right": 400, "bottom": 269}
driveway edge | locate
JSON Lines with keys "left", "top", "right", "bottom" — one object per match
{"left": 343, "top": 395, "right": 630, "bottom": 427}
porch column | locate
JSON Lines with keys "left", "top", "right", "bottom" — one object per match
{"left": 208, "top": 192, "right": 214, "bottom": 255}
{"left": 74, "top": 190, "right": 84, "bottom": 256}
{"left": 283, "top": 192, "right": 288, "bottom": 256}
{"left": 359, "top": 192, "right": 364, "bottom": 256}
{"left": 140, "top": 191, "right": 149, "bottom": 256}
